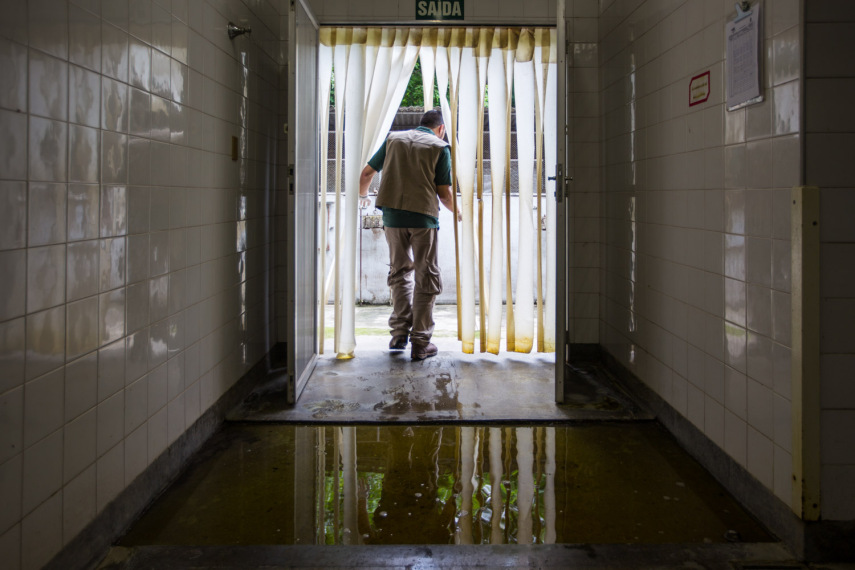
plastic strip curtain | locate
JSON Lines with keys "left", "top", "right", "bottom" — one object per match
{"left": 320, "top": 27, "right": 555, "bottom": 357}
{"left": 513, "top": 30, "right": 536, "bottom": 353}
{"left": 318, "top": 32, "right": 333, "bottom": 355}
{"left": 320, "top": 28, "right": 421, "bottom": 358}
{"left": 434, "top": 28, "right": 554, "bottom": 355}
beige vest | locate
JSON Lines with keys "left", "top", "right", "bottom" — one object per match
{"left": 375, "top": 129, "right": 449, "bottom": 218}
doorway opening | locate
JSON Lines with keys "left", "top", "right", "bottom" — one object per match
{"left": 317, "top": 26, "right": 560, "bottom": 366}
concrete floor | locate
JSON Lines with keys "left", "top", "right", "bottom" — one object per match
{"left": 231, "top": 305, "right": 647, "bottom": 423}
{"left": 98, "top": 306, "right": 824, "bottom": 569}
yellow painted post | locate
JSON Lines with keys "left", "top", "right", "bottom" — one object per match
{"left": 791, "top": 186, "right": 821, "bottom": 521}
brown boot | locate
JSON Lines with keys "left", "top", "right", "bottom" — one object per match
{"left": 389, "top": 335, "right": 408, "bottom": 350}
{"left": 411, "top": 342, "right": 437, "bottom": 361}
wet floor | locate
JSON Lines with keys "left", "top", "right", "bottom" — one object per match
{"left": 119, "top": 422, "right": 772, "bottom": 547}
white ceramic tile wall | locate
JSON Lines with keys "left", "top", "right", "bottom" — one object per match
{"left": 598, "top": 0, "right": 800, "bottom": 508}
{"left": 0, "top": 0, "right": 280, "bottom": 566}
{"left": 806, "top": 5, "right": 855, "bottom": 522}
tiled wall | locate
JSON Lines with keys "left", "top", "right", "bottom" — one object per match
{"left": 0, "top": 0, "right": 281, "bottom": 567}
{"left": 806, "top": 2, "right": 855, "bottom": 522}
{"left": 598, "top": 0, "right": 800, "bottom": 508}
{"left": 568, "top": 0, "right": 600, "bottom": 344}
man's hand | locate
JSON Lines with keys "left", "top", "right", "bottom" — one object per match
{"left": 359, "top": 194, "right": 372, "bottom": 209}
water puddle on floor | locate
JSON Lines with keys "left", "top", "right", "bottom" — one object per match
{"left": 119, "top": 423, "right": 773, "bottom": 546}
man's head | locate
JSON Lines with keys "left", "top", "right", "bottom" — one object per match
{"left": 420, "top": 109, "right": 445, "bottom": 140}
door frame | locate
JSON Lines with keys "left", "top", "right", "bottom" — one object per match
{"left": 285, "top": 0, "right": 320, "bottom": 404}
{"left": 301, "top": 14, "right": 570, "bottom": 404}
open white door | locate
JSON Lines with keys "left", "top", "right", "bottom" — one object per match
{"left": 286, "top": 0, "right": 319, "bottom": 404}
{"left": 554, "top": 2, "right": 569, "bottom": 403}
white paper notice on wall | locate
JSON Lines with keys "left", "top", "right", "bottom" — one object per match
{"left": 726, "top": 2, "right": 763, "bottom": 111}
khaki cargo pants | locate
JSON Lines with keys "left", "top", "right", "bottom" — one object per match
{"left": 384, "top": 227, "right": 443, "bottom": 346}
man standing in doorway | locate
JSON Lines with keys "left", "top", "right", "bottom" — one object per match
{"left": 358, "top": 109, "right": 457, "bottom": 361}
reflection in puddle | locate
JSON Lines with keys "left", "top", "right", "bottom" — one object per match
{"left": 321, "top": 426, "right": 555, "bottom": 545}
{"left": 120, "top": 424, "right": 773, "bottom": 547}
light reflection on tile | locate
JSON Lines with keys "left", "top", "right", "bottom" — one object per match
{"left": 126, "top": 329, "right": 149, "bottom": 386}
{"left": 29, "top": 49, "right": 68, "bottom": 121}
{"left": 29, "top": 116, "right": 68, "bottom": 182}
{"left": 68, "top": 184, "right": 100, "bottom": 242}
{"left": 69, "top": 125, "right": 100, "bottom": 182}
{"left": 129, "top": 39, "right": 151, "bottom": 91}
{"left": 66, "top": 240, "right": 99, "bottom": 301}
{"left": 27, "top": 245, "right": 66, "bottom": 313}
{"left": 69, "top": 3, "right": 101, "bottom": 72}
{"left": 28, "top": 182, "right": 66, "bottom": 246}
{"left": 150, "top": 95, "right": 169, "bottom": 142}
{"left": 100, "top": 185, "right": 128, "bottom": 237}
{"left": 149, "top": 274, "right": 168, "bottom": 323}
{"left": 66, "top": 296, "right": 99, "bottom": 359}
{"left": 100, "top": 237, "right": 126, "bottom": 292}
{"left": 127, "top": 234, "right": 150, "bottom": 284}
{"left": 99, "top": 288, "right": 126, "bottom": 346}
{"left": 129, "top": 87, "right": 151, "bottom": 137}
{"left": 1, "top": 109, "right": 28, "bottom": 180}
{"left": 1, "top": 37, "right": 28, "bottom": 111}
{"left": 148, "top": 320, "right": 169, "bottom": 370}
{"left": 149, "top": 231, "right": 169, "bottom": 277}
{"left": 26, "top": 306, "right": 65, "bottom": 380}
{"left": 102, "top": 23, "right": 129, "bottom": 83}
{"left": 69, "top": 65, "right": 101, "bottom": 128}
{"left": 102, "top": 131, "right": 128, "bottom": 184}
{"left": 151, "top": 50, "right": 171, "bottom": 100}
{"left": 102, "top": 78, "right": 129, "bottom": 133}
{"left": 150, "top": 2, "right": 171, "bottom": 56}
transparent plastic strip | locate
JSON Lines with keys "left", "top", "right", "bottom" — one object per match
{"left": 338, "top": 32, "right": 365, "bottom": 359}
{"left": 332, "top": 36, "right": 350, "bottom": 355}
{"left": 476, "top": 29, "right": 490, "bottom": 352}
{"left": 456, "top": 30, "right": 478, "bottom": 354}
{"left": 513, "top": 31, "right": 536, "bottom": 353}
{"left": 318, "top": 38, "right": 333, "bottom": 354}
{"left": 486, "top": 36, "right": 508, "bottom": 355}
{"left": 533, "top": 33, "right": 546, "bottom": 352}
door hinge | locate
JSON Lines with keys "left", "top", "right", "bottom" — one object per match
{"left": 288, "top": 165, "right": 295, "bottom": 195}
{"left": 565, "top": 40, "right": 571, "bottom": 56}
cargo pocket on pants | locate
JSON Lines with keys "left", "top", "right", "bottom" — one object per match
{"left": 418, "top": 262, "right": 443, "bottom": 297}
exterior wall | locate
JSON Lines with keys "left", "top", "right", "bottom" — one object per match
{"left": 806, "top": 2, "right": 855, "bottom": 522}
{"left": 598, "top": 0, "right": 801, "bottom": 509}
{"left": 0, "top": 0, "right": 280, "bottom": 567}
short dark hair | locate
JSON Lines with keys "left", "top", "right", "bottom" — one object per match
{"left": 420, "top": 109, "right": 444, "bottom": 129}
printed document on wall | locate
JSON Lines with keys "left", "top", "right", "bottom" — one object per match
{"left": 726, "top": 3, "right": 763, "bottom": 110}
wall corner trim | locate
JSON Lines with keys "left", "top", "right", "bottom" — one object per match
{"left": 791, "top": 185, "right": 821, "bottom": 522}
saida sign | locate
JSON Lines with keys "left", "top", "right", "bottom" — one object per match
{"left": 415, "top": 0, "right": 464, "bottom": 20}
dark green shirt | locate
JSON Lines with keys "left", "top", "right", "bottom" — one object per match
{"left": 368, "top": 126, "right": 452, "bottom": 229}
